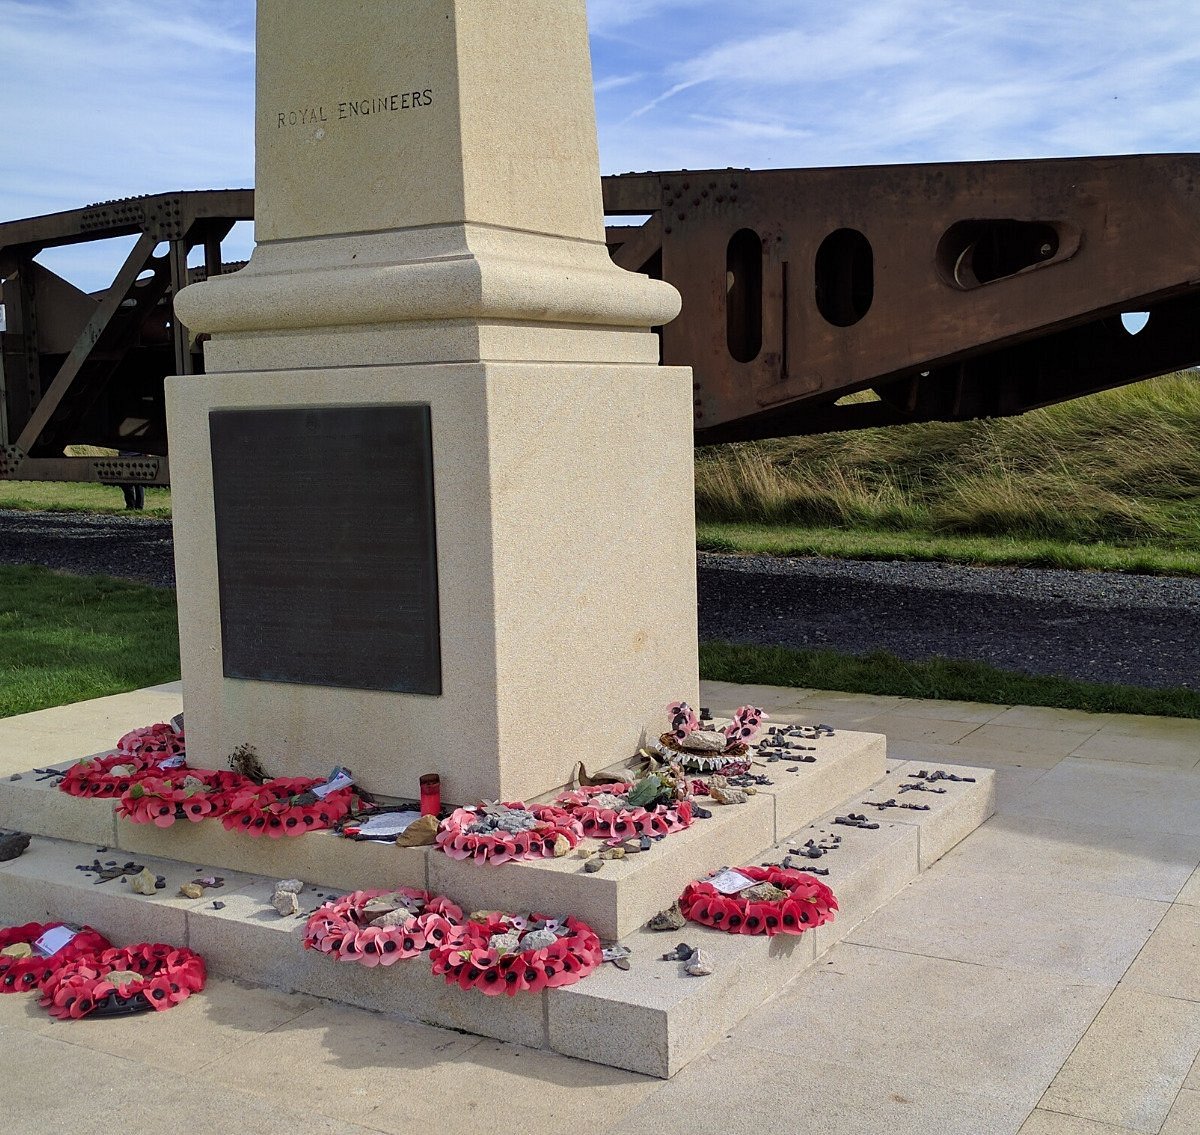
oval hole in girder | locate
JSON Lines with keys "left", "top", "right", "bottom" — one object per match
{"left": 726, "top": 228, "right": 763, "bottom": 363}
{"left": 937, "top": 219, "right": 1061, "bottom": 289}
{"left": 1120, "top": 311, "right": 1150, "bottom": 335}
{"left": 815, "top": 227, "right": 874, "bottom": 327}
{"left": 134, "top": 269, "right": 156, "bottom": 285}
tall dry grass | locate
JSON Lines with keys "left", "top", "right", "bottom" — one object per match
{"left": 695, "top": 372, "right": 1200, "bottom": 547}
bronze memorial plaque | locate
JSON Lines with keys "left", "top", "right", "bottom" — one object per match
{"left": 209, "top": 404, "right": 441, "bottom": 694}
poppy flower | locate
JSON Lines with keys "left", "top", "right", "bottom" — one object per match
{"left": 679, "top": 865, "right": 837, "bottom": 937}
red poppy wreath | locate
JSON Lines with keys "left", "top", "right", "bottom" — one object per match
{"left": 60, "top": 752, "right": 166, "bottom": 800}
{"left": 115, "top": 769, "right": 250, "bottom": 827}
{"left": 220, "top": 776, "right": 356, "bottom": 838}
{"left": 679, "top": 865, "right": 838, "bottom": 937}
{"left": 0, "top": 922, "right": 112, "bottom": 995}
{"left": 429, "top": 912, "right": 601, "bottom": 996}
{"left": 554, "top": 782, "right": 693, "bottom": 840}
{"left": 40, "top": 943, "right": 206, "bottom": 1019}
{"left": 435, "top": 803, "right": 583, "bottom": 865}
{"left": 303, "top": 888, "right": 465, "bottom": 966}
{"left": 115, "top": 722, "right": 187, "bottom": 762}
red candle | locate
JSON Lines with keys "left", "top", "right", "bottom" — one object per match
{"left": 419, "top": 773, "right": 441, "bottom": 816}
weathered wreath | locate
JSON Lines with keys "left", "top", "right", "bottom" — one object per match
{"left": 115, "top": 769, "right": 249, "bottom": 827}
{"left": 657, "top": 701, "right": 766, "bottom": 771}
{"left": 0, "top": 922, "right": 112, "bottom": 994}
{"left": 220, "top": 776, "right": 356, "bottom": 838}
{"left": 679, "top": 865, "right": 838, "bottom": 937}
{"left": 303, "top": 888, "right": 465, "bottom": 966}
{"left": 115, "top": 722, "right": 186, "bottom": 762}
{"left": 554, "top": 782, "right": 693, "bottom": 840}
{"left": 60, "top": 752, "right": 167, "bottom": 800}
{"left": 435, "top": 803, "right": 583, "bottom": 865}
{"left": 39, "top": 942, "right": 206, "bottom": 1019}
{"left": 429, "top": 912, "right": 601, "bottom": 996}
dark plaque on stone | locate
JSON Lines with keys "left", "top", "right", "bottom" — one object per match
{"left": 209, "top": 404, "right": 441, "bottom": 695}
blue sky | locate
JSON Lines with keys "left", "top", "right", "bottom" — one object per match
{"left": 2, "top": 0, "right": 1197, "bottom": 292}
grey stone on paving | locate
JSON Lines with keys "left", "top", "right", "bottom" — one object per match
{"left": 934, "top": 813, "right": 1200, "bottom": 903}
{"left": 609, "top": 1038, "right": 1033, "bottom": 1135}
{"left": 773, "top": 815, "right": 919, "bottom": 957}
{"left": 1005, "top": 760, "right": 1200, "bottom": 837}
{"left": 1122, "top": 903, "right": 1200, "bottom": 1002}
{"left": 1039, "top": 985, "right": 1200, "bottom": 1133}
{"left": 851, "top": 761, "right": 995, "bottom": 869}
{"left": 738, "top": 943, "right": 1109, "bottom": 1108}
{"left": 849, "top": 869, "right": 1167, "bottom": 985}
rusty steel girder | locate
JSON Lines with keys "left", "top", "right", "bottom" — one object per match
{"left": 603, "top": 154, "right": 1200, "bottom": 442}
{"left": 0, "top": 189, "right": 252, "bottom": 482}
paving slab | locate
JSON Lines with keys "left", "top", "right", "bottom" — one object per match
{"left": 933, "top": 813, "right": 1200, "bottom": 903}
{"left": 738, "top": 943, "right": 1110, "bottom": 1107}
{"left": 1066, "top": 733, "right": 1200, "bottom": 771}
{"left": 1018, "top": 1112, "right": 1141, "bottom": 1135}
{"left": 1005, "top": 760, "right": 1200, "bottom": 837}
{"left": 609, "top": 1039, "right": 1033, "bottom": 1135}
{"left": 1161, "top": 1088, "right": 1200, "bottom": 1135}
{"left": 849, "top": 869, "right": 1168, "bottom": 985}
{"left": 0, "top": 1023, "right": 375, "bottom": 1135}
{"left": 1038, "top": 985, "right": 1200, "bottom": 1134}
{"left": 890, "top": 698, "right": 1008, "bottom": 724}
{"left": 855, "top": 712, "right": 982, "bottom": 745}
{"left": 951, "top": 724, "right": 1085, "bottom": 762}
{"left": 986, "top": 706, "right": 1107, "bottom": 734}
{"left": 1122, "top": 903, "right": 1200, "bottom": 1001}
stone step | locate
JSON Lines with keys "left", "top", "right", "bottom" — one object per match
{"left": 0, "top": 728, "right": 886, "bottom": 941}
{"left": 0, "top": 758, "right": 994, "bottom": 1078}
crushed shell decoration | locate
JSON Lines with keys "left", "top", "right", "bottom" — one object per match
{"left": 679, "top": 865, "right": 838, "bottom": 937}
{"left": 435, "top": 803, "right": 583, "bottom": 865}
{"left": 39, "top": 943, "right": 206, "bottom": 1019}
{"left": 429, "top": 913, "right": 601, "bottom": 996}
{"left": 0, "top": 922, "right": 112, "bottom": 994}
{"left": 303, "top": 888, "right": 465, "bottom": 966}
{"left": 554, "top": 782, "right": 693, "bottom": 840}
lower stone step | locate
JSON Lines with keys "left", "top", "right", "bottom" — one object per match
{"left": 0, "top": 759, "right": 994, "bottom": 1078}
{"left": 0, "top": 727, "right": 887, "bottom": 942}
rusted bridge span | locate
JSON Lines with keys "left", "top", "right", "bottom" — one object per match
{"left": 2, "top": 154, "right": 1198, "bottom": 484}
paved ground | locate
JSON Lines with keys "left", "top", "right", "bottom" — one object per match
{"left": 1, "top": 682, "right": 1199, "bottom": 1133}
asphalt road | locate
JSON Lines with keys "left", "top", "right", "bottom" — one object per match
{"left": 2, "top": 509, "right": 1197, "bottom": 690}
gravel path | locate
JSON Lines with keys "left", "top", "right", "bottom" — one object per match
{"left": 2, "top": 509, "right": 1196, "bottom": 690}
{"left": 0, "top": 509, "right": 176, "bottom": 587}
{"left": 699, "top": 552, "right": 1200, "bottom": 690}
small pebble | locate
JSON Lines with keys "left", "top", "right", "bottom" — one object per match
{"left": 212, "top": 901, "right": 225, "bottom": 910}
{"left": 8, "top": 774, "right": 21, "bottom": 781}
{"left": 639, "top": 835, "right": 652, "bottom": 851}
{"left": 584, "top": 859, "right": 603, "bottom": 873}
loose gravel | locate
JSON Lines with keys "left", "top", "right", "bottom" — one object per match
{"left": 2, "top": 510, "right": 1196, "bottom": 691}
{"left": 699, "top": 552, "right": 1200, "bottom": 691}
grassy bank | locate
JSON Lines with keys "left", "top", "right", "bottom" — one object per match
{"left": 700, "top": 642, "right": 1200, "bottom": 720}
{"left": 0, "top": 565, "right": 180, "bottom": 718}
{"left": 0, "top": 480, "right": 172, "bottom": 517}
{"left": 696, "top": 372, "right": 1200, "bottom": 574}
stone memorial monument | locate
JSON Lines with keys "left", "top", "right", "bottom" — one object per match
{"left": 170, "top": 0, "right": 698, "bottom": 805}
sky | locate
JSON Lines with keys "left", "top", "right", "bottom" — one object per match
{"left": 2, "top": 0, "right": 1198, "bottom": 292}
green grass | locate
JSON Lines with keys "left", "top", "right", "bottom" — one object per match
{"left": 0, "top": 564, "right": 1194, "bottom": 721}
{"left": 698, "top": 523, "right": 1200, "bottom": 575}
{"left": 0, "top": 481, "right": 172, "bottom": 518}
{"left": 0, "top": 565, "right": 180, "bottom": 718}
{"left": 696, "top": 372, "right": 1200, "bottom": 574}
{"left": 700, "top": 641, "right": 1200, "bottom": 719}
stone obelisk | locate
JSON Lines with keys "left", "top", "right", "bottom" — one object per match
{"left": 170, "top": 0, "right": 698, "bottom": 804}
